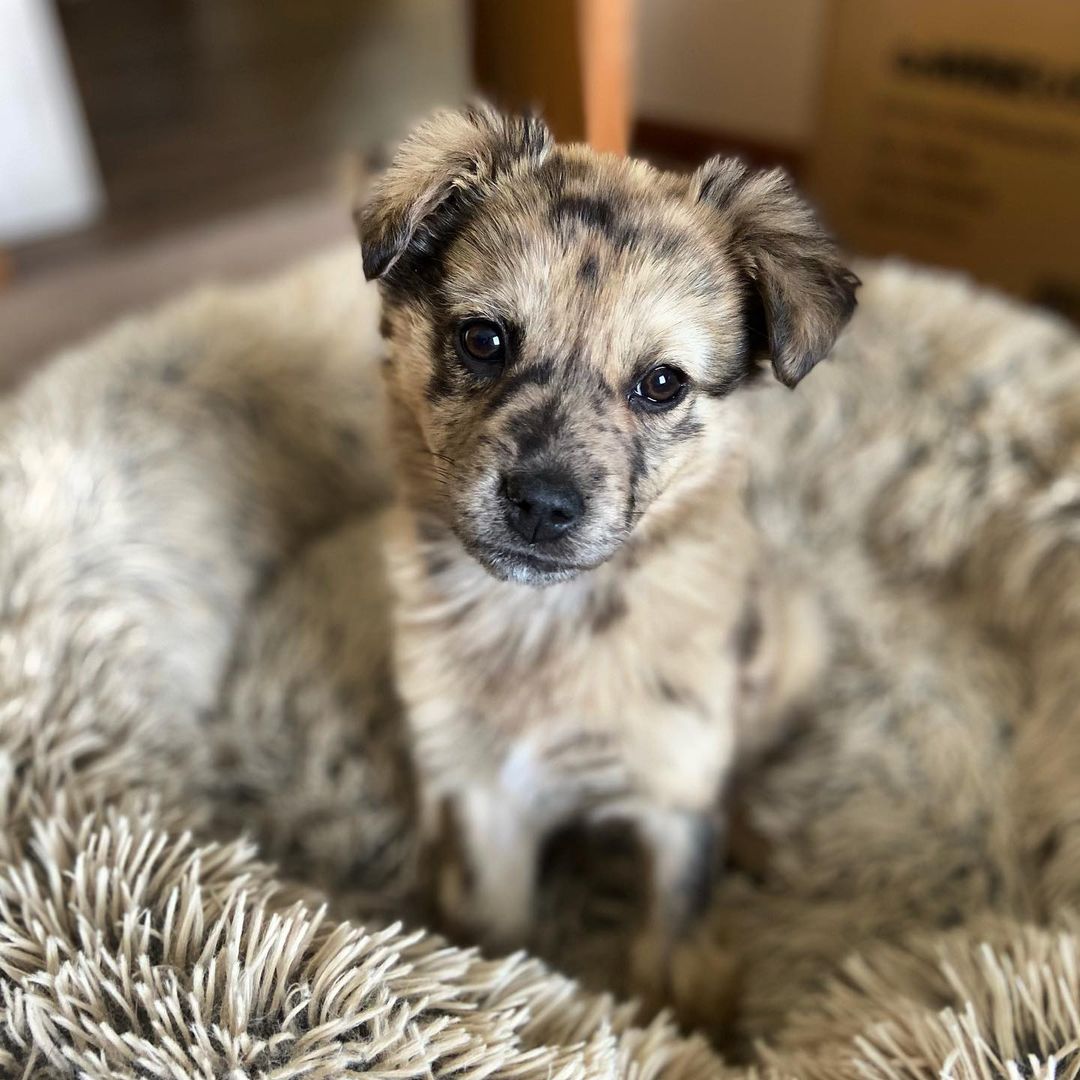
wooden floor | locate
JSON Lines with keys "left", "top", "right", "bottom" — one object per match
{"left": 0, "top": 191, "right": 351, "bottom": 393}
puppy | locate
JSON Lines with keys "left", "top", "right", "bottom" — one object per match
{"left": 358, "top": 105, "right": 857, "bottom": 987}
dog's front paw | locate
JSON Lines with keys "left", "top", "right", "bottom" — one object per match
{"left": 668, "top": 925, "right": 741, "bottom": 1039}
{"left": 437, "top": 859, "right": 533, "bottom": 951}
{"left": 628, "top": 925, "right": 675, "bottom": 1017}
{"left": 425, "top": 790, "right": 537, "bottom": 952}
{"left": 628, "top": 924, "right": 740, "bottom": 1038}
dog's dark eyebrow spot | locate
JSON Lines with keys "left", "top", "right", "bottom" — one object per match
{"left": 579, "top": 254, "right": 600, "bottom": 284}
{"left": 379, "top": 313, "right": 394, "bottom": 338}
{"left": 591, "top": 588, "right": 628, "bottom": 633}
{"left": 700, "top": 371, "right": 749, "bottom": 398}
{"left": 700, "top": 346, "right": 764, "bottom": 399}
{"left": 483, "top": 358, "right": 555, "bottom": 415}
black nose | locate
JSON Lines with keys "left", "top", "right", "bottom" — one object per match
{"left": 502, "top": 470, "right": 584, "bottom": 544}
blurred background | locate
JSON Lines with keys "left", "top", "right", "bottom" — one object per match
{"left": 2, "top": 0, "right": 1078, "bottom": 390}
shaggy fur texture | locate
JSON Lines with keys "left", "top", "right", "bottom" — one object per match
{"left": 2, "top": 243, "right": 1080, "bottom": 1078}
{"left": 359, "top": 106, "right": 857, "bottom": 972}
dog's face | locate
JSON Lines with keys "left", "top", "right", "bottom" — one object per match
{"left": 360, "top": 106, "right": 857, "bottom": 586}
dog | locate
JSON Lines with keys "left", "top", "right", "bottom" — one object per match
{"left": 357, "top": 104, "right": 857, "bottom": 990}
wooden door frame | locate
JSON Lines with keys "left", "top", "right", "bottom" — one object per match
{"left": 470, "top": 0, "right": 632, "bottom": 155}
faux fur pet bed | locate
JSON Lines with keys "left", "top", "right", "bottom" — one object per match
{"left": 3, "top": 245, "right": 1080, "bottom": 1079}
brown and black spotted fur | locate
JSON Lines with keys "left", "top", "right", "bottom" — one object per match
{"left": 358, "top": 104, "right": 858, "bottom": 993}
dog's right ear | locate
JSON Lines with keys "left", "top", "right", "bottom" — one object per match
{"left": 690, "top": 158, "right": 858, "bottom": 388}
{"left": 357, "top": 104, "right": 552, "bottom": 282}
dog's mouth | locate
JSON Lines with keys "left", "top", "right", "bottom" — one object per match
{"left": 468, "top": 539, "right": 596, "bottom": 586}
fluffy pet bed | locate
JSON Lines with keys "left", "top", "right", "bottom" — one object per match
{"left": 3, "top": 246, "right": 1080, "bottom": 1079}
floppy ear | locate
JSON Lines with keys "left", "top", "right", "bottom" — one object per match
{"left": 690, "top": 158, "right": 859, "bottom": 388}
{"left": 357, "top": 103, "right": 552, "bottom": 282}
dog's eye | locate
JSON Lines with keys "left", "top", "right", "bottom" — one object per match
{"left": 631, "top": 365, "right": 687, "bottom": 409}
{"left": 457, "top": 319, "right": 506, "bottom": 376}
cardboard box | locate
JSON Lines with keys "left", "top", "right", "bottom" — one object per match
{"left": 809, "top": 0, "right": 1080, "bottom": 320}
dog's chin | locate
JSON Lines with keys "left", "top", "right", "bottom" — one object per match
{"left": 463, "top": 538, "right": 596, "bottom": 588}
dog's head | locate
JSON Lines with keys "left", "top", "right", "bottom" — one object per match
{"left": 359, "top": 105, "right": 857, "bottom": 586}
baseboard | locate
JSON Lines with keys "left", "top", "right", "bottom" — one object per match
{"left": 632, "top": 118, "right": 806, "bottom": 178}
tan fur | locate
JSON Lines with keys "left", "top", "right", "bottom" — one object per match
{"left": 359, "top": 104, "right": 858, "bottom": 984}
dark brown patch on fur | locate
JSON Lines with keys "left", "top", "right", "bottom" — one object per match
{"left": 669, "top": 412, "right": 705, "bottom": 441}
{"left": 700, "top": 370, "right": 753, "bottom": 398}
{"left": 591, "top": 587, "right": 628, "bottom": 633}
{"left": 657, "top": 677, "right": 708, "bottom": 717}
{"left": 553, "top": 194, "right": 640, "bottom": 251}
{"left": 654, "top": 228, "right": 687, "bottom": 261}
{"left": 432, "top": 795, "right": 475, "bottom": 935}
{"left": 445, "top": 598, "right": 479, "bottom": 626}
{"left": 336, "top": 426, "right": 363, "bottom": 456}
{"left": 426, "top": 365, "right": 457, "bottom": 404}
{"left": 423, "top": 548, "right": 454, "bottom": 577}
{"left": 553, "top": 193, "right": 615, "bottom": 231}
{"left": 628, "top": 434, "right": 648, "bottom": 491}
{"left": 686, "top": 813, "right": 721, "bottom": 917}
{"left": 161, "top": 359, "right": 188, "bottom": 384}
{"left": 579, "top": 254, "right": 600, "bottom": 285}
{"left": 424, "top": 310, "right": 468, "bottom": 404}
{"left": 1035, "top": 827, "right": 1062, "bottom": 867}
{"left": 416, "top": 516, "right": 447, "bottom": 545}
{"left": 537, "top": 152, "right": 593, "bottom": 193}
{"left": 733, "top": 597, "right": 763, "bottom": 663}
{"left": 506, "top": 396, "right": 566, "bottom": 458}
{"left": 658, "top": 678, "right": 681, "bottom": 703}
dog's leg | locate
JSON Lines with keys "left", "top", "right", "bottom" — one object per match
{"left": 629, "top": 805, "right": 722, "bottom": 1004}
{"left": 437, "top": 781, "right": 540, "bottom": 950}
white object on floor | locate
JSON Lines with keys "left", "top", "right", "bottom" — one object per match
{"left": 0, "top": 0, "right": 102, "bottom": 244}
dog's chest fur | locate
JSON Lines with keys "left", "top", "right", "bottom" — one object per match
{"left": 386, "top": 461, "right": 756, "bottom": 822}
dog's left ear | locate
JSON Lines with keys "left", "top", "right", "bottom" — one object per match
{"left": 358, "top": 103, "right": 552, "bottom": 282}
{"left": 690, "top": 158, "right": 859, "bottom": 388}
